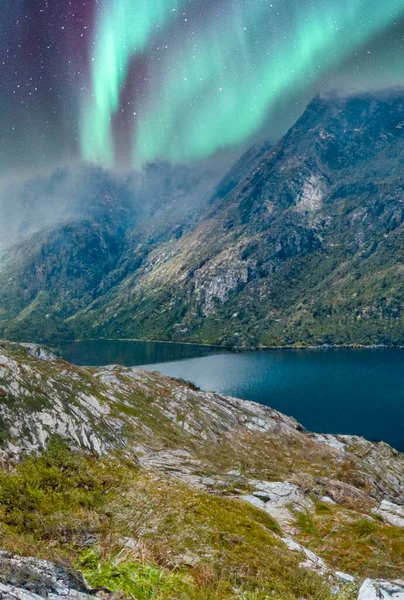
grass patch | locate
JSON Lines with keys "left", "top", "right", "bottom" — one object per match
{"left": 315, "top": 502, "right": 334, "bottom": 516}
{"left": 0, "top": 436, "right": 130, "bottom": 557}
{"left": 353, "top": 519, "right": 378, "bottom": 538}
{"left": 77, "top": 548, "right": 336, "bottom": 600}
{"left": 294, "top": 506, "right": 404, "bottom": 579}
{"left": 0, "top": 440, "right": 336, "bottom": 600}
{"left": 78, "top": 550, "right": 229, "bottom": 600}
{"left": 294, "top": 510, "right": 318, "bottom": 535}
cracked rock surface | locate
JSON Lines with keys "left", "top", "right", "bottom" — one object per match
{"left": 0, "top": 552, "right": 105, "bottom": 599}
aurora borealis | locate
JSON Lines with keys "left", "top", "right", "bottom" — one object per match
{"left": 2, "top": 0, "right": 404, "bottom": 171}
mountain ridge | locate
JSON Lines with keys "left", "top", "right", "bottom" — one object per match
{"left": 1, "top": 90, "right": 404, "bottom": 346}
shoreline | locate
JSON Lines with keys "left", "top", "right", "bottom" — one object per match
{"left": 58, "top": 338, "right": 404, "bottom": 352}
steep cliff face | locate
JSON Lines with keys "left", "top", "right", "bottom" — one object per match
{"left": 0, "top": 343, "right": 403, "bottom": 599}
{"left": 1, "top": 91, "right": 404, "bottom": 346}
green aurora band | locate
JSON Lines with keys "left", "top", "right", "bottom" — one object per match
{"left": 80, "top": 0, "right": 187, "bottom": 165}
{"left": 81, "top": 0, "right": 404, "bottom": 166}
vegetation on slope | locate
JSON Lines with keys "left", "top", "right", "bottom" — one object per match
{"left": 0, "top": 438, "right": 338, "bottom": 600}
{"left": 1, "top": 93, "right": 404, "bottom": 346}
{"left": 294, "top": 502, "right": 404, "bottom": 579}
{"left": 0, "top": 344, "right": 403, "bottom": 598}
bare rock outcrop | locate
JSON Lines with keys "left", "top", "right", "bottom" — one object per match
{"left": 0, "top": 552, "right": 105, "bottom": 599}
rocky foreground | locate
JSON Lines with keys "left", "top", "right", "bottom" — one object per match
{"left": 0, "top": 341, "right": 403, "bottom": 599}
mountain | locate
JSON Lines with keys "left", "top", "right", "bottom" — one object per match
{"left": 0, "top": 341, "right": 403, "bottom": 599}
{"left": 0, "top": 162, "right": 222, "bottom": 342}
{"left": 1, "top": 90, "right": 404, "bottom": 346}
{"left": 211, "top": 140, "right": 272, "bottom": 200}
{"left": 0, "top": 169, "right": 136, "bottom": 341}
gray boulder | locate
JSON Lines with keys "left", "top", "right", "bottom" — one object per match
{"left": 372, "top": 501, "right": 404, "bottom": 528}
{"left": 0, "top": 552, "right": 104, "bottom": 599}
{"left": 358, "top": 579, "right": 404, "bottom": 600}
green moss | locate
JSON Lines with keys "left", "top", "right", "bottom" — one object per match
{"left": 78, "top": 550, "right": 225, "bottom": 600}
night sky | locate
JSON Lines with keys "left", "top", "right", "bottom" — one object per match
{"left": 1, "top": 0, "right": 404, "bottom": 173}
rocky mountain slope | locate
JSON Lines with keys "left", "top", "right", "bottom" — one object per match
{"left": 0, "top": 342, "right": 403, "bottom": 599}
{"left": 70, "top": 91, "right": 404, "bottom": 347}
{"left": 1, "top": 90, "right": 404, "bottom": 346}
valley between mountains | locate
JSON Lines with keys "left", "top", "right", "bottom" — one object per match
{"left": 0, "top": 341, "right": 403, "bottom": 599}
{"left": 1, "top": 90, "right": 404, "bottom": 348}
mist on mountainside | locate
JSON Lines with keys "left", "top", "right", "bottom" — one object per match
{"left": 0, "top": 159, "right": 229, "bottom": 250}
{"left": 1, "top": 88, "right": 404, "bottom": 346}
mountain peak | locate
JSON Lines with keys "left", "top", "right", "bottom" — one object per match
{"left": 1, "top": 90, "right": 404, "bottom": 347}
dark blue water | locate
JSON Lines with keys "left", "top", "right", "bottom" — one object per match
{"left": 58, "top": 339, "right": 220, "bottom": 367}
{"left": 58, "top": 341, "right": 404, "bottom": 452}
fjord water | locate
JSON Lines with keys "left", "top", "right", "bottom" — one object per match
{"left": 58, "top": 341, "right": 404, "bottom": 452}
{"left": 58, "top": 340, "right": 219, "bottom": 368}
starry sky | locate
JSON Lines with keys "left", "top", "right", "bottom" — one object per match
{"left": 1, "top": 0, "right": 404, "bottom": 173}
